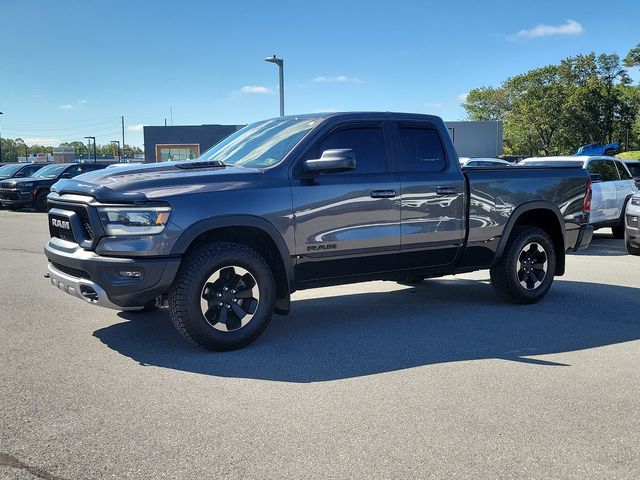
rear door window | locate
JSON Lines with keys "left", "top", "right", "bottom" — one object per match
{"left": 587, "top": 160, "right": 619, "bottom": 182}
{"left": 614, "top": 161, "right": 633, "bottom": 180}
{"left": 24, "top": 165, "right": 44, "bottom": 176}
{"left": 625, "top": 162, "right": 640, "bottom": 177}
{"left": 65, "top": 165, "right": 84, "bottom": 178}
{"left": 81, "top": 164, "right": 105, "bottom": 173}
{"left": 397, "top": 125, "right": 446, "bottom": 173}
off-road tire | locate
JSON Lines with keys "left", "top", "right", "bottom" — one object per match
{"left": 611, "top": 224, "right": 625, "bottom": 239}
{"left": 490, "top": 226, "right": 556, "bottom": 304}
{"left": 34, "top": 191, "right": 48, "bottom": 212}
{"left": 626, "top": 234, "right": 640, "bottom": 256}
{"left": 168, "top": 242, "right": 275, "bottom": 351}
{"left": 397, "top": 275, "right": 426, "bottom": 285}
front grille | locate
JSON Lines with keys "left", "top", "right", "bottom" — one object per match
{"left": 0, "top": 191, "right": 19, "bottom": 200}
{"left": 51, "top": 262, "right": 91, "bottom": 280}
{"left": 76, "top": 208, "right": 95, "bottom": 239}
{"left": 51, "top": 203, "right": 95, "bottom": 240}
{"left": 54, "top": 228, "right": 75, "bottom": 242}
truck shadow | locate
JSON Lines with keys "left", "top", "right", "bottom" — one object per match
{"left": 94, "top": 279, "right": 640, "bottom": 383}
{"left": 577, "top": 233, "right": 628, "bottom": 257}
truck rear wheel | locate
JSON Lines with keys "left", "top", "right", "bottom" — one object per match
{"left": 490, "top": 227, "right": 556, "bottom": 304}
{"left": 168, "top": 242, "right": 275, "bottom": 351}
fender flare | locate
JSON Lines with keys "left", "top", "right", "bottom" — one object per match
{"left": 171, "top": 214, "right": 295, "bottom": 291}
{"left": 492, "top": 200, "right": 566, "bottom": 269}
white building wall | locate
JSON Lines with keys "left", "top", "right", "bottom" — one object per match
{"left": 445, "top": 121, "right": 503, "bottom": 158}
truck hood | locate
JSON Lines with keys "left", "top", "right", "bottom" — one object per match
{"left": 52, "top": 162, "right": 265, "bottom": 203}
{"left": 0, "top": 177, "right": 52, "bottom": 188}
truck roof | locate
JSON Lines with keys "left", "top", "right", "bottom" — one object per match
{"left": 280, "top": 111, "right": 444, "bottom": 123}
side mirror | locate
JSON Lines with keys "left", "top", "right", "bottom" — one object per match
{"left": 14, "top": 172, "right": 25, "bottom": 178}
{"left": 590, "top": 173, "right": 603, "bottom": 183}
{"left": 61, "top": 172, "right": 72, "bottom": 179}
{"left": 304, "top": 149, "right": 356, "bottom": 174}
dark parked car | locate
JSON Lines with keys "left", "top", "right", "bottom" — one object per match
{"left": 0, "top": 163, "right": 49, "bottom": 208}
{"left": 0, "top": 162, "right": 49, "bottom": 181}
{"left": 0, "top": 163, "right": 107, "bottom": 211}
{"left": 44, "top": 112, "right": 593, "bottom": 350}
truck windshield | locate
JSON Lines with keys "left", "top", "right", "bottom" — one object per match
{"left": 196, "top": 117, "right": 319, "bottom": 168}
{"left": 33, "top": 164, "right": 68, "bottom": 179}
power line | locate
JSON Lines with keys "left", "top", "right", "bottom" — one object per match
{"left": 2, "top": 118, "right": 121, "bottom": 130}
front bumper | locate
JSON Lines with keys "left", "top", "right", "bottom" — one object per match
{"left": 45, "top": 238, "right": 181, "bottom": 309}
{"left": 0, "top": 189, "right": 33, "bottom": 206}
{"left": 48, "top": 263, "right": 135, "bottom": 310}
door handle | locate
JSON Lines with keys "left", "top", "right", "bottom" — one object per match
{"left": 370, "top": 190, "right": 396, "bottom": 198}
{"left": 436, "top": 186, "right": 458, "bottom": 195}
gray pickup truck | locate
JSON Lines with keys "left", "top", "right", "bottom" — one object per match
{"left": 44, "top": 112, "right": 593, "bottom": 350}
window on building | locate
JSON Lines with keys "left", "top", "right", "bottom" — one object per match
{"left": 156, "top": 144, "right": 200, "bottom": 162}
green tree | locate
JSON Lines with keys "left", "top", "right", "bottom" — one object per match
{"left": 463, "top": 47, "right": 640, "bottom": 155}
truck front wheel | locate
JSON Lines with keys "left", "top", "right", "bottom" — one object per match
{"left": 490, "top": 227, "right": 556, "bottom": 304}
{"left": 168, "top": 242, "right": 275, "bottom": 351}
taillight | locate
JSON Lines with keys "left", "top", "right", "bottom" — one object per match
{"left": 583, "top": 178, "right": 592, "bottom": 215}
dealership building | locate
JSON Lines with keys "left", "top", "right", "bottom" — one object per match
{"left": 143, "top": 120, "right": 502, "bottom": 163}
{"left": 143, "top": 124, "right": 243, "bottom": 163}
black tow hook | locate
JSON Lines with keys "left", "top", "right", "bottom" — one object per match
{"left": 43, "top": 273, "right": 50, "bottom": 279}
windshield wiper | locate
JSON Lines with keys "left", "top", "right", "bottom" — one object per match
{"left": 175, "top": 160, "right": 226, "bottom": 170}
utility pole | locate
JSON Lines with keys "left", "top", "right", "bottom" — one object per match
{"left": 84, "top": 136, "right": 96, "bottom": 163}
{"left": 121, "top": 116, "right": 125, "bottom": 161}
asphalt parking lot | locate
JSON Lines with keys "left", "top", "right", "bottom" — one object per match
{"left": 1, "top": 210, "right": 639, "bottom": 479}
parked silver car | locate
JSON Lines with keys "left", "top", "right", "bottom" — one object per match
{"left": 520, "top": 156, "right": 638, "bottom": 238}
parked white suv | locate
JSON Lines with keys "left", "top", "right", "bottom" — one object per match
{"left": 625, "top": 192, "right": 640, "bottom": 255}
{"left": 520, "top": 156, "right": 638, "bottom": 238}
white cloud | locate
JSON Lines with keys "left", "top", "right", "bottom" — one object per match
{"left": 424, "top": 102, "right": 444, "bottom": 108}
{"left": 509, "top": 19, "right": 583, "bottom": 40}
{"left": 313, "top": 75, "right": 362, "bottom": 84}
{"left": 23, "top": 138, "right": 61, "bottom": 147}
{"left": 457, "top": 92, "right": 469, "bottom": 103}
{"left": 59, "top": 104, "right": 74, "bottom": 110}
{"left": 128, "top": 124, "right": 145, "bottom": 132}
{"left": 77, "top": 99, "right": 87, "bottom": 104}
{"left": 237, "top": 85, "right": 274, "bottom": 94}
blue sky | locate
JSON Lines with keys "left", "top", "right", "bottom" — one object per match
{"left": 1, "top": 0, "right": 639, "bottom": 147}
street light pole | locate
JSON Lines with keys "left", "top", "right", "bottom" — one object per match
{"left": 111, "top": 140, "right": 121, "bottom": 162}
{"left": 265, "top": 55, "right": 284, "bottom": 116}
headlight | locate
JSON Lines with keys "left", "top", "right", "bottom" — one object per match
{"left": 632, "top": 197, "right": 640, "bottom": 206}
{"left": 20, "top": 182, "right": 34, "bottom": 188}
{"left": 97, "top": 206, "right": 172, "bottom": 235}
